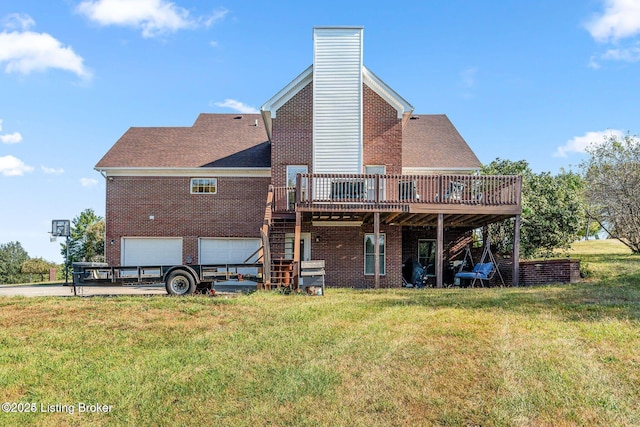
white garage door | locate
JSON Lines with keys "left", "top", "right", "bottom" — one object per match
{"left": 121, "top": 238, "right": 183, "bottom": 266}
{"left": 199, "top": 238, "right": 261, "bottom": 264}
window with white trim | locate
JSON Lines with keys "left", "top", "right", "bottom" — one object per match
{"left": 190, "top": 178, "right": 217, "bottom": 194}
{"left": 364, "top": 233, "right": 385, "bottom": 275}
{"left": 365, "top": 165, "right": 386, "bottom": 201}
{"left": 286, "top": 165, "right": 308, "bottom": 209}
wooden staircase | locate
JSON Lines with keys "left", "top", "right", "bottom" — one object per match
{"left": 269, "top": 217, "right": 296, "bottom": 289}
{"left": 259, "top": 186, "right": 297, "bottom": 290}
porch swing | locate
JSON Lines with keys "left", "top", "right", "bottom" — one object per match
{"left": 455, "top": 237, "right": 505, "bottom": 287}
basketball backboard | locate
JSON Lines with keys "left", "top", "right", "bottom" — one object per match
{"left": 52, "top": 219, "right": 71, "bottom": 237}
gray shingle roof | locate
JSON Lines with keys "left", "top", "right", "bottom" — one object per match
{"left": 96, "top": 112, "right": 480, "bottom": 171}
{"left": 402, "top": 115, "right": 481, "bottom": 169}
{"left": 95, "top": 114, "right": 270, "bottom": 169}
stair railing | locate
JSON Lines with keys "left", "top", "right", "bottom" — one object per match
{"left": 259, "top": 185, "right": 274, "bottom": 289}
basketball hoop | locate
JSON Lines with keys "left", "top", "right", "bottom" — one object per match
{"left": 50, "top": 219, "right": 74, "bottom": 295}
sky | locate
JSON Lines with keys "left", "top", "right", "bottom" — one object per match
{"left": 1, "top": 0, "right": 639, "bottom": 263}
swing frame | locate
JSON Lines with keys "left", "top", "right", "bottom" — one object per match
{"left": 455, "top": 238, "right": 506, "bottom": 287}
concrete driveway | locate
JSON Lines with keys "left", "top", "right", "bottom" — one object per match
{"left": 0, "top": 283, "right": 168, "bottom": 297}
{"left": 0, "top": 282, "right": 257, "bottom": 297}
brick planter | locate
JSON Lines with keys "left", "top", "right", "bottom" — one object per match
{"left": 519, "top": 259, "right": 581, "bottom": 286}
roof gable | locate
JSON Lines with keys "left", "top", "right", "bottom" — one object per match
{"left": 260, "top": 65, "right": 414, "bottom": 142}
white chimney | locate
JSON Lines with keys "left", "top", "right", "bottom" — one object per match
{"left": 312, "top": 27, "right": 363, "bottom": 174}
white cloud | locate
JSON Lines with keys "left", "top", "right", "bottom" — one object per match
{"left": 213, "top": 99, "right": 259, "bottom": 114}
{"left": 554, "top": 129, "right": 624, "bottom": 157}
{"left": 209, "top": 40, "right": 218, "bottom": 48}
{"left": 602, "top": 43, "right": 640, "bottom": 61}
{"left": 201, "top": 8, "right": 228, "bottom": 28}
{"left": 0, "top": 155, "right": 33, "bottom": 176}
{"left": 76, "top": 0, "right": 227, "bottom": 38}
{"left": 0, "top": 15, "right": 91, "bottom": 79}
{"left": 0, "top": 119, "right": 23, "bottom": 144}
{"left": 1, "top": 13, "right": 35, "bottom": 31}
{"left": 80, "top": 177, "right": 98, "bottom": 187}
{"left": 586, "top": 0, "right": 640, "bottom": 42}
{"left": 41, "top": 166, "right": 64, "bottom": 175}
{"left": 460, "top": 67, "right": 477, "bottom": 89}
{"left": 0, "top": 132, "right": 22, "bottom": 144}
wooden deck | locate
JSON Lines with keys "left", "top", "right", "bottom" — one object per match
{"left": 265, "top": 173, "right": 523, "bottom": 290}
{"left": 273, "top": 173, "right": 522, "bottom": 227}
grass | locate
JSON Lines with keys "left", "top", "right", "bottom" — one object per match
{"left": 1, "top": 240, "right": 639, "bottom": 426}
{"left": 569, "top": 239, "right": 640, "bottom": 279}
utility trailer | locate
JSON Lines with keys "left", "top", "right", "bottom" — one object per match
{"left": 72, "top": 262, "right": 263, "bottom": 295}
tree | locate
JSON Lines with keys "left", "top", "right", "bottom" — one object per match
{"left": 481, "top": 159, "right": 586, "bottom": 258}
{"left": 481, "top": 159, "right": 530, "bottom": 255}
{"left": 61, "top": 209, "right": 105, "bottom": 265}
{"left": 21, "top": 257, "right": 57, "bottom": 282}
{"left": 0, "top": 241, "right": 29, "bottom": 284}
{"left": 582, "top": 133, "right": 640, "bottom": 253}
{"left": 523, "top": 170, "right": 585, "bottom": 257}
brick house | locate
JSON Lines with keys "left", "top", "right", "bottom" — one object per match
{"left": 95, "top": 27, "right": 522, "bottom": 289}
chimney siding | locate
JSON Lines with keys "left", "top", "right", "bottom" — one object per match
{"left": 312, "top": 27, "right": 363, "bottom": 174}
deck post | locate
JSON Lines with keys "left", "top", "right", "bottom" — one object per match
{"left": 436, "top": 213, "right": 444, "bottom": 288}
{"left": 512, "top": 215, "right": 521, "bottom": 286}
{"left": 374, "top": 211, "right": 380, "bottom": 289}
{"left": 293, "top": 211, "right": 302, "bottom": 289}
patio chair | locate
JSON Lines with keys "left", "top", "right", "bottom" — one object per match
{"left": 435, "top": 181, "right": 465, "bottom": 202}
{"left": 399, "top": 181, "right": 419, "bottom": 201}
{"left": 471, "top": 179, "right": 483, "bottom": 203}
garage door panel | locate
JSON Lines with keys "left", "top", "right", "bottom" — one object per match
{"left": 199, "top": 238, "right": 260, "bottom": 264}
{"left": 199, "top": 238, "right": 260, "bottom": 276}
{"left": 122, "top": 238, "right": 182, "bottom": 266}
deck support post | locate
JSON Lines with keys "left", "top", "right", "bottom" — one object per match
{"left": 512, "top": 215, "right": 521, "bottom": 287}
{"left": 436, "top": 213, "right": 444, "bottom": 288}
{"left": 374, "top": 211, "right": 380, "bottom": 289}
{"left": 293, "top": 211, "right": 302, "bottom": 289}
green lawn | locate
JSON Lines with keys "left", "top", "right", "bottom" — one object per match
{"left": 1, "top": 240, "right": 639, "bottom": 426}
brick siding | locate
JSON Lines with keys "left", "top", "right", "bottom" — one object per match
{"left": 271, "top": 82, "right": 313, "bottom": 188}
{"left": 363, "top": 84, "right": 403, "bottom": 174}
{"left": 305, "top": 224, "right": 402, "bottom": 288}
{"left": 105, "top": 176, "right": 269, "bottom": 265}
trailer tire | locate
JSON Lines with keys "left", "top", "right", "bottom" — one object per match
{"left": 166, "top": 270, "right": 196, "bottom": 295}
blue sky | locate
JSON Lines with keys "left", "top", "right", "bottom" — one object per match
{"left": 1, "top": 0, "right": 639, "bottom": 263}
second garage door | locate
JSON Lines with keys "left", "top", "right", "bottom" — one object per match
{"left": 198, "top": 238, "right": 261, "bottom": 264}
{"left": 199, "top": 238, "right": 261, "bottom": 278}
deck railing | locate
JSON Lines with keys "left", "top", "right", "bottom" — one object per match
{"left": 273, "top": 174, "right": 521, "bottom": 213}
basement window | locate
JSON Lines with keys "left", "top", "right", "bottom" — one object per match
{"left": 364, "top": 233, "right": 386, "bottom": 275}
{"left": 190, "top": 178, "right": 217, "bottom": 194}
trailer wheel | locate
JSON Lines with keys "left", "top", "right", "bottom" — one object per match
{"left": 166, "top": 270, "right": 195, "bottom": 295}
